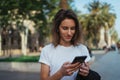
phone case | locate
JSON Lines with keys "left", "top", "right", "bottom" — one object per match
{"left": 72, "top": 56, "right": 87, "bottom": 64}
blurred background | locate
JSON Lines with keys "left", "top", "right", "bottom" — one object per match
{"left": 0, "top": 0, "right": 119, "bottom": 56}
{"left": 0, "top": 0, "right": 120, "bottom": 80}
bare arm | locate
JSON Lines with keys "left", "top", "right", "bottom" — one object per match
{"left": 40, "top": 62, "right": 81, "bottom": 80}
{"left": 40, "top": 63, "right": 63, "bottom": 80}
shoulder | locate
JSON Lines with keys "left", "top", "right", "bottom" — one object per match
{"left": 76, "top": 44, "right": 89, "bottom": 52}
{"left": 77, "top": 44, "right": 87, "bottom": 50}
{"left": 77, "top": 44, "right": 91, "bottom": 62}
{"left": 40, "top": 43, "right": 54, "bottom": 57}
{"left": 42, "top": 43, "right": 55, "bottom": 51}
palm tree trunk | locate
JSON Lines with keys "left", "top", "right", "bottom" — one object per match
{"left": 20, "top": 29, "right": 28, "bottom": 56}
{"left": 106, "top": 30, "right": 111, "bottom": 48}
{"left": 98, "top": 27, "right": 107, "bottom": 49}
{"left": 59, "top": 0, "right": 68, "bottom": 9}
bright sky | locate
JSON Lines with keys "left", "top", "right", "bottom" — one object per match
{"left": 72, "top": 0, "right": 120, "bottom": 38}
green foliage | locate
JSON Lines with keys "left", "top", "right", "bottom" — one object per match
{"left": 0, "top": 55, "right": 39, "bottom": 62}
{"left": 0, "top": 0, "right": 74, "bottom": 45}
{"left": 79, "top": 0, "right": 116, "bottom": 48}
{"left": 0, "top": 0, "right": 57, "bottom": 44}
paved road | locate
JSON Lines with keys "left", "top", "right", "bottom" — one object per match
{"left": 0, "top": 51, "right": 119, "bottom": 80}
{"left": 91, "top": 51, "right": 120, "bottom": 80}
{"left": 0, "top": 71, "right": 40, "bottom": 80}
{"left": 93, "top": 53, "right": 105, "bottom": 61}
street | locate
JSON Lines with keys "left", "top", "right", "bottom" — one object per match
{"left": 0, "top": 51, "right": 119, "bottom": 80}
{"left": 91, "top": 51, "right": 120, "bottom": 80}
{"left": 0, "top": 71, "right": 40, "bottom": 80}
{"left": 93, "top": 53, "right": 105, "bottom": 61}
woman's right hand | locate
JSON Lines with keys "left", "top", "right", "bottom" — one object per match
{"left": 59, "top": 62, "right": 81, "bottom": 76}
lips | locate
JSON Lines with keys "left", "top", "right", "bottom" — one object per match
{"left": 65, "top": 36, "right": 72, "bottom": 40}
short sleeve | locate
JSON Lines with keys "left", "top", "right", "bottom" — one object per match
{"left": 84, "top": 47, "right": 91, "bottom": 62}
{"left": 78, "top": 44, "right": 91, "bottom": 62}
{"left": 39, "top": 48, "right": 50, "bottom": 66}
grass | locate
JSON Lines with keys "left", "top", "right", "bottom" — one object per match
{"left": 0, "top": 56, "right": 40, "bottom": 62}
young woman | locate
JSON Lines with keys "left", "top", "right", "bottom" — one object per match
{"left": 39, "top": 9, "right": 91, "bottom": 80}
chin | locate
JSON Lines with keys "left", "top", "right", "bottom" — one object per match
{"left": 65, "top": 39, "right": 71, "bottom": 42}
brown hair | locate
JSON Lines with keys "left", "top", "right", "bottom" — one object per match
{"left": 52, "top": 9, "right": 82, "bottom": 47}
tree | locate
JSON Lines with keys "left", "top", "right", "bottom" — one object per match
{"left": 0, "top": 0, "right": 75, "bottom": 55}
{"left": 79, "top": 0, "right": 116, "bottom": 48}
{"left": 98, "top": 2, "right": 116, "bottom": 48}
{"left": 59, "top": 0, "right": 68, "bottom": 9}
{"left": 59, "top": 0, "right": 73, "bottom": 9}
{"left": 0, "top": 0, "right": 56, "bottom": 55}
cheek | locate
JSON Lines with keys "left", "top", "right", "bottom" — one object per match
{"left": 59, "top": 29, "right": 66, "bottom": 35}
{"left": 72, "top": 31, "right": 76, "bottom": 35}
{"left": 59, "top": 30, "right": 64, "bottom": 37}
{"left": 60, "top": 32, "right": 66, "bottom": 38}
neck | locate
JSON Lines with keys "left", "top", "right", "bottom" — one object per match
{"left": 59, "top": 42, "right": 72, "bottom": 47}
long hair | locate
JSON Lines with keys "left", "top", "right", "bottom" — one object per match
{"left": 52, "top": 9, "right": 82, "bottom": 47}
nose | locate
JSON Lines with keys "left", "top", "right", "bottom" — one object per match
{"left": 68, "top": 29, "right": 72, "bottom": 35}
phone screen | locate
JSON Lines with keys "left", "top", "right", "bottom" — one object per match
{"left": 72, "top": 56, "right": 87, "bottom": 64}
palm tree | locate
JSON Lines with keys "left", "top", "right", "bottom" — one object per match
{"left": 109, "top": 27, "right": 119, "bottom": 42}
{"left": 79, "top": 0, "right": 116, "bottom": 48}
{"left": 59, "top": 0, "right": 68, "bottom": 9}
{"left": 59, "top": 0, "right": 73, "bottom": 9}
{"left": 80, "top": 0, "right": 102, "bottom": 48}
{"left": 99, "top": 2, "right": 116, "bottom": 48}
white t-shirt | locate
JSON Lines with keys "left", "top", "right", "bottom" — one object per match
{"left": 39, "top": 43, "right": 91, "bottom": 80}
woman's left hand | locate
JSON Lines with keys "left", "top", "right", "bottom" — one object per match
{"left": 78, "top": 62, "right": 90, "bottom": 76}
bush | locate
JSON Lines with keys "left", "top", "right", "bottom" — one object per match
{"left": 0, "top": 56, "right": 40, "bottom": 62}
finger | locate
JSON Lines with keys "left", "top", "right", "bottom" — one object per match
{"left": 68, "top": 66, "right": 81, "bottom": 74}
{"left": 79, "top": 71, "right": 88, "bottom": 76}
{"left": 66, "top": 66, "right": 79, "bottom": 74}
{"left": 80, "top": 66, "right": 89, "bottom": 72}
{"left": 70, "top": 62, "right": 81, "bottom": 68}
{"left": 65, "top": 62, "right": 81, "bottom": 73}
{"left": 79, "top": 68, "right": 89, "bottom": 76}
{"left": 80, "top": 63, "right": 89, "bottom": 71}
{"left": 79, "top": 68, "right": 89, "bottom": 74}
{"left": 80, "top": 67, "right": 89, "bottom": 75}
{"left": 72, "top": 64, "right": 81, "bottom": 71}
{"left": 63, "top": 62, "right": 71, "bottom": 68}
{"left": 64, "top": 62, "right": 80, "bottom": 71}
{"left": 84, "top": 62, "right": 89, "bottom": 67}
{"left": 79, "top": 64, "right": 89, "bottom": 74}
{"left": 66, "top": 69, "right": 74, "bottom": 75}
{"left": 68, "top": 63, "right": 81, "bottom": 72}
{"left": 68, "top": 71, "right": 74, "bottom": 76}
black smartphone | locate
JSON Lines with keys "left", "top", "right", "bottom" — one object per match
{"left": 72, "top": 56, "right": 87, "bottom": 64}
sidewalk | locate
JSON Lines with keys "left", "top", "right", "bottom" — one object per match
{"left": 0, "top": 52, "right": 40, "bottom": 59}
{"left": 0, "top": 51, "right": 119, "bottom": 80}
{"left": 0, "top": 50, "right": 104, "bottom": 72}
{"left": 90, "top": 51, "right": 120, "bottom": 80}
{"left": 92, "top": 50, "right": 106, "bottom": 54}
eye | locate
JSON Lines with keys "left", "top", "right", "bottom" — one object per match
{"left": 62, "top": 26, "right": 68, "bottom": 30}
{"left": 71, "top": 27, "right": 75, "bottom": 30}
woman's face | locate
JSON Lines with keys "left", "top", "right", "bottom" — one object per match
{"left": 59, "top": 18, "right": 76, "bottom": 46}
